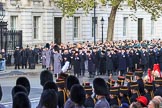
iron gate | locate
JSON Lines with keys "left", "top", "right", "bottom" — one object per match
{"left": 3, "top": 30, "right": 22, "bottom": 65}
{"left": 5, "top": 30, "right": 22, "bottom": 51}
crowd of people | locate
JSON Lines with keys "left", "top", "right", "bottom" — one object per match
{"left": 1, "top": 39, "right": 162, "bottom": 108}
{"left": 40, "top": 39, "right": 162, "bottom": 77}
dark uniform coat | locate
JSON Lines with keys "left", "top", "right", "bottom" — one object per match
{"left": 28, "top": 50, "right": 35, "bottom": 64}
{"left": 106, "top": 53, "right": 114, "bottom": 71}
{"left": 140, "top": 51, "right": 149, "bottom": 72}
{"left": 14, "top": 49, "right": 21, "bottom": 65}
{"left": 149, "top": 50, "right": 156, "bottom": 69}
{"left": 87, "top": 54, "right": 95, "bottom": 73}
{"left": 99, "top": 53, "right": 106, "bottom": 75}
{"left": 134, "top": 50, "right": 140, "bottom": 67}
{"left": 130, "top": 93, "right": 138, "bottom": 103}
{"left": 137, "top": 79, "right": 145, "bottom": 95}
{"left": 92, "top": 51, "right": 100, "bottom": 72}
{"left": 154, "top": 86, "right": 162, "bottom": 97}
{"left": 127, "top": 52, "right": 135, "bottom": 69}
{"left": 109, "top": 97, "right": 119, "bottom": 106}
{"left": 118, "top": 53, "right": 127, "bottom": 71}
{"left": 21, "top": 49, "right": 27, "bottom": 65}
{"left": 120, "top": 96, "right": 130, "bottom": 105}
{"left": 79, "top": 52, "right": 86, "bottom": 70}
{"left": 84, "top": 97, "right": 95, "bottom": 108}
{"left": 73, "top": 55, "right": 81, "bottom": 75}
{"left": 112, "top": 53, "right": 118, "bottom": 71}
{"left": 157, "top": 49, "right": 162, "bottom": 70}
{"left": 144, "top": 93, "right": 152, "bottom": 102}
{"left": 58, "top": 90, "right": 67, "bottom": 108}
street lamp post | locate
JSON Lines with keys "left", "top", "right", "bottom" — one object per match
{"left": 101, "top": 17, "right": 104, "bottom": 43}
{"left": 93, "top": 0, "right": 96, "bottom": 45}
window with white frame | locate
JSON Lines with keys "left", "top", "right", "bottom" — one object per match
{"left": 74, "top": 17, "right": 80, "bottom": 38}
{"left": 33, "top": 16, "right": 40, "bottom": 39}
{"left": 151, "top": 20, "right": 155, "bottom": 35}
{"left": 123, "top": 17, "right": 128, "bottom": 36}
{"left": 92, "top": 17, "right": 98, "bottom": 37}
{"left": 10, "top": 16, "right": 18, "bottom": 30}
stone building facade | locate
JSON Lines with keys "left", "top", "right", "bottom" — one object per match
{"left": 1, "top": 0, "right": 162, "bottom": 46}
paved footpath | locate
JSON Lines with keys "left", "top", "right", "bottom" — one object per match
{"left": 0, "top": 64, "right": 43, "bottom": 78}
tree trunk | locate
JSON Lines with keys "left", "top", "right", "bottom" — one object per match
{"left": 107, "top": 4, "right": 120, "bottom": 41}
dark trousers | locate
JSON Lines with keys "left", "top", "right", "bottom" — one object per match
{"left": 107, "top": 70, "right": 113, "bottom": 76}
{"left": 119, "top": 70, "right": 126, "bottom": 76}
{"left": 35, "top": 55, "right": 38, "bottom": 64}
{"left": 81, "top": 69, "right": 85, "bottom": 76}
{"left": 141, "top": 64, "right": 148, "bottom": 73}
{"left": 22, "top": 64, "right": 27, "bottom": 69}
{"left": 89, "top": 71, "right": 94, "bottom": 78}
{"left": 15, "top": 64, "right": 20, "bottom": 69}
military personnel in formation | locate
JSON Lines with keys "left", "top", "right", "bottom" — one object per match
{"left": 83, "top": 82, "right": 95, "bottom": 108}
{"left": 34, "top": 45, "right": 40, "bottom": 64}
{"left": 45, "top": 43, "right": 51, "bottom": 70}
{"left": 135, "top": 71, "right": 145, "bottom": 95}
{"left": 14, "top": 46, "right": 21, "bottom": 69}
{"left": 79, "top": 48, "right": 86, "bottom": 76}
{"left": 87, "top": 50, "right": 95, "bottom": 78}
{"left": 144, "top": 82, "right": 154, "bottom": 102}
{"left": 106, "top": 49, "right": 114, "bottom": 76}
{"left": 21, "top": 47, "right": 27, "bottom": 69}
{"left": 73, "top": 51, "right": 81, "bottom": 77}
{"left": 28, "top": 47, "right": 35, "bottom": 69}
{"left": 148, "top": 47, "right": 156, "bottom": 70}
{"left": 56, "top": 78, "right": 67, "bottom": 108}
{"left": 41, "top": 47, "right": 46, "bottom": 69}
{"left": 53, "top": 45, "right": 62, "bottom": 78}
{"left": 118, "top": 49, "right": 127, "bottom": 76}
{"left": 157, "top": 46, "right": 162, "bottom": 72}
{"left": 64, "top": 75, "right": 80, "bottom": 108}
{"left": 130, "top": 82, "right": 140, "bottom": 103}
{"left": 119, "top": 86, "right": 130, "bottom": 105}
{"left": 93, "top": 78, "right": 110, "bottom": 108}
{"left": 140, "top": 47, "right": 149, "bottom": 73}
{"left": 154, "top": 77, "right": 162, "bottom": 97}
{"left": 109, "top": 87, "right": 120, "bottom": 106}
